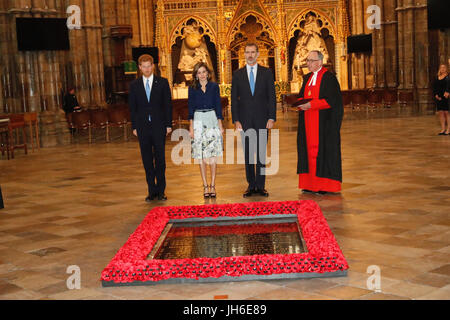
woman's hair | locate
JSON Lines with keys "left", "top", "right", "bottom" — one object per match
{"left": 438, "top": 64, "right": 448, "bottom": 77}
{"left": 191, "top": 62, "right": 210, "bottom": 88}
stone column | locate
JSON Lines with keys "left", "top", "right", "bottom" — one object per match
{"left": 1, "top": 1, "right": 25, "bottom": 114}
{"left": 413, "top": 0, "right": 430, "bottom": 105}
{"left": 381, "top": 0, "right": 399, "bottom": 88}
{"left": 155, "top": 0, "right": 169, "bottom": 81}
{"left": 69, "top": 0, "right": 89, "bottom": 106}
{"left": 138, "top": 0, "right": 154, "bottom": 47}
{"left": 397, "top": 0, "right": 413, "bottom": 90}
{"left": 276, "top": 0, "right": 288, "bottom": 83}
{"left": 0, "top": 2, "right": 7, "bottom": 113}
{"left": 68, "top": 0, "right": 105, "bottom": 109}
{"left": 337, "top": 0, "right": 350, "bottom": 90}
{"left": 84, "top": 0, "right": 105, "bottom": 107}
{"left": 217, "top": 0, "right": 233, "bottom": 85}
{"left": 396, "top": 0, "right": 429, "bottom": 104}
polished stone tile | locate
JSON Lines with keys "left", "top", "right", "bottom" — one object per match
{"left": 318, "top": 285, "right": 373, "bottom": 299}
{"left": 0, "top": 109, "right": 449, "bottom": 300}
{"left": 430, "top": 264, "right": 450, "bottom": 276}
{"left": 382, "top": 281, "right": 437, "bottom": 299}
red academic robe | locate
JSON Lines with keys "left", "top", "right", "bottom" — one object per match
{"left": 298, "top": 67, "right": 342, "bottom": 192}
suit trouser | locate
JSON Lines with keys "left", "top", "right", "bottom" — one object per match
{"left": 138, "top": 130, "right": 166, "bottom": 195}
{"left": 241, "top": 128, "right": 268, "bottom": 190}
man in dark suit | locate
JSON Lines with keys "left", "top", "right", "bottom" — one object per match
{"left": 231, "top": 43, "right": 277, "bottom": 198}
{"left": 129, "top": 54, "right": 173, "bottom": 201}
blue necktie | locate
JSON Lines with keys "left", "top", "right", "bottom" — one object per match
{"left": 145, "top": 79, "right": 151, "bottom": 122}
{"left": 145, "top": 79, "right": 151, "bottom": 102}
{"left": 249, "top": 67, "right": 255, "bottom": 96}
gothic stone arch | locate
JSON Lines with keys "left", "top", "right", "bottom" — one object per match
{"left": 288, "top": 9, "right": 337, "bottom": 41}
{"left": 169, "top": 16, "right": 218, "bottom": 48}
{"left": 227, "top": 11, "right": 278, "bottom": 48}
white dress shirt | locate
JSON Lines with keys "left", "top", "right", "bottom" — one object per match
{"left": 143, "top": 74, "right": 154, "bottom": 93}
{"left": 308, "top": 67, "right": 323, "bottom": 86}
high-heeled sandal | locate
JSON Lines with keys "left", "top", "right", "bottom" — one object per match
{"left": 203, "top": 185, "right": 210, "bottom": 198}
{"left": 209, "top": 185, "right": 216, "bottom": 198}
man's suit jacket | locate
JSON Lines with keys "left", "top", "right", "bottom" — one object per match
{"left": 231, "top": 65, "right": 277, "bottom": 130}
{"left": 128, "top": 75, "right": 173, "bottom": 137}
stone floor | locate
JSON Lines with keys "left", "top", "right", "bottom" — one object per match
{"left": 0, "top": 104, "right": 449, "bottom": 300}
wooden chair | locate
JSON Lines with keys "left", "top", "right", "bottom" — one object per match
{"left": 383, "top": 89, "right": 398, "bottom": 108}
{"left": 0, "top": 118, "right": 11, "bottom": 160}
{"left": 107, "top": 105, "right": 129, "bottom": 141}
{"left": 341, "top": 91, "right": 352, "bottom": 107}
{"left": 89, "top": 109, "right": 110, "bottom": 142}
{"left": 70, "top": 110, "right": 91, "bottom": 143}
{"left": 367, "top": 90, "right": 383, "bottom": 110}
{"left": 398, "top": 91, "right": 414, "bottom": 105}
{"left": 0, "top": 114, "right": 27, "bottom": 158}
{"left": 23, "top": 112, "right": 40, "bottom": 152}
{"left": 350, "top": 90, "right": 368, "bottom": 110}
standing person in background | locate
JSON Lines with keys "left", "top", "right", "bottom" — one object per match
{"left": 188, "top": 62, "right": 224, "bottom": 198}
{"left": 62, "top": 87, "right": 82, "bottom": 134}
{"left": 296, "top": 50, "right": 343, "bottom": 195}
{"left": 231, "top": 42, "right": 276, "bottom": 198}
{"left": 128, "top": 54, "right": 173, "bottom": 202}
{"left": 433, "top": 64, "right": 449, "bottom": 135}
{"left": 62, "top": 87, "right": 81, "bottom": 115}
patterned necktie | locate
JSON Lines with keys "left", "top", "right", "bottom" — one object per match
{"left": 249, "top": 66, "right": 255, "bottom": 96}
{"left": 145, "top": 79, "right": 151, "bottom": 102}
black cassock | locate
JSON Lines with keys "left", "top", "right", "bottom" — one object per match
{"left": 297, "top": 70, "right": 344, "bottom": 182}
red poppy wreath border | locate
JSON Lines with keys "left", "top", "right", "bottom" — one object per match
{"left": 101, "top": 200, "right": 348, "bottom": 284}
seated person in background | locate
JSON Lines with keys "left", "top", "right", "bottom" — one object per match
{"left": 62, "top": 87, "right": 82, "bottom": 114}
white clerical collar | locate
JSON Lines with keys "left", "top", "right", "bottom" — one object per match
{"left": 308, "top": 67, "right": 323, "bottom": 86}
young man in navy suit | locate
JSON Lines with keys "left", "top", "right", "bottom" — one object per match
{"left": 231, "top": 43, "right": 277, "bottom": 198}
{"left": 128, "top": 54, "right": 173, "bottom": 201}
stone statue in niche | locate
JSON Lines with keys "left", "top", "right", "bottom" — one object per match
{"left": 178, "top": 50, "right": 195, "bottom": 72}
{"left": 292, "top": 14, "right": 330, "bottom": 81}
{"left": 175, "top": 21, "right": 216, "bottom": 83}
{"left": 193, "top": 47, "right": 208, "bottom": 65}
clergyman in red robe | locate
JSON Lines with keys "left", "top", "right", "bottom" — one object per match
{"left": 296, "top": 50, "right": 344, "bottom": 194}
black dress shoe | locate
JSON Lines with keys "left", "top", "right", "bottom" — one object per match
{"left": 257, "top": 189, "right": 269, "bottom": 197}
{"left": 145, "top": 194, "right": 157, "bottom": 202}
{"left": 157, "top": 193, "right": 167, "bottom": 201}
{"left": 243, "top": 188, "right": 255, "bottom": 198}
